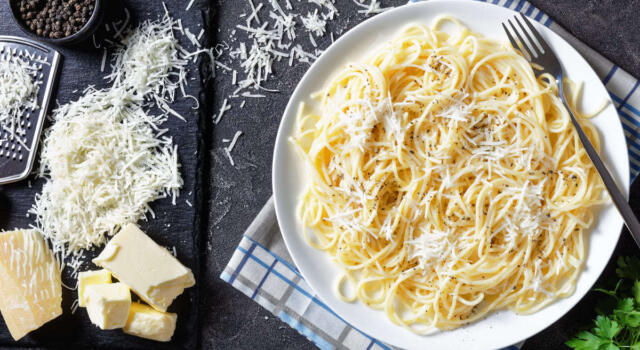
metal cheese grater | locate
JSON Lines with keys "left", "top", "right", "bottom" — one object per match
{"left": 0, "top": 35, "right": 61, "bottom": 185}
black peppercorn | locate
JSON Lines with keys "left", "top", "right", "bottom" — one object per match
{"left": 13, "top": 0, "right": 96, "bottom": 39}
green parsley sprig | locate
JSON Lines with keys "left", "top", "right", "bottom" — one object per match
{"left": 566, "top": 256, "right": 640, "bottom": 350}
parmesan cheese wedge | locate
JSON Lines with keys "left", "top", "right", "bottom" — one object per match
{"left": 92, "top": 224, "right": 195, "bottom": 312}
{"left": 0, "top": 230, "right": 62, "bottom": 340}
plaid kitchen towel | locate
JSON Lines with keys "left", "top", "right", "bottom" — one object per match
{"left": 221, "top": 0, "right": 640, "bottom": 349}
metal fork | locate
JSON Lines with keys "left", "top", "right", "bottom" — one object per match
{"left": 502, "top": 13, "right": 640, "bottom": 248}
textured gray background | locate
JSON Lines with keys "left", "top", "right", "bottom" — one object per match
{"left": 0, "top": 0, "right": 638, "bottom": 349}
{"left": 205, "top": 1, "right": 640, "bottom": 350}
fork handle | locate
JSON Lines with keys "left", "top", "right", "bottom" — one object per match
{"left": 565, "top": 105, "right": 640, "bottom": 247}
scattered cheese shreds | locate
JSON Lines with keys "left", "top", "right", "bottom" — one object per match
{"left": 100, "top": 49, "right": 108, "bottom": 72}
{"left": 224, "top": 148, "right": 235, "bottom": 166}
{"left": 185, "top": 0, "right": 196, "bottom": 11}
{"left": 214, "top": 98, "right": 231, "bottom": 124}
{"left": 226, "top": 131, "right": 243, "bottom": 153}
{"left": 353, "top": 0, "right": 393, "bottom": 15}
{"left": 223, "top": 131, "right": 243, "bottom": 167}
{"left": 301, "top": 10, "right": 326, "bottom": 37}
{"left": 106, "top": 13, "right": 192, "bottom": 121}
{"left": 184, "top": 28, "right": 201, "bottom": 48}
{"left": 0, "top": 57, "right": 40, "bottom": 141}
{"left": 223, "top": 0, "right": 345, "bottom": 102}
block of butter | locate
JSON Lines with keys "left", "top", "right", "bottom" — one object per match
{"left": 0, "top": 229, "right": 62, "bottom": 340}
{"left": 124, "top": 302, "right": 177, "bottom": 342}
{"left": 78, "top": 269, "right": 112, "bottom": 307}
{"left": 85, "top": 283, "right": 131, "bottom": 330}
{"left": 92, "top": 223, "right": 195, "bottom": 312}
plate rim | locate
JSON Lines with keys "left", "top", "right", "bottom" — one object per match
{"left": 272, "top": 1, "right": 629, "bottom": 349}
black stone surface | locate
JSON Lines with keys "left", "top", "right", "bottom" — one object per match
{"left": 0, "top": 0, "right": 208, "bottom": 348}
{"left": 0, "top": 0, "right": 639, "bottom": 349}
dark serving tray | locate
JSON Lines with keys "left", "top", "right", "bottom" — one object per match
{"left": 0, "top": 0, "right": 210, "bottom": 348}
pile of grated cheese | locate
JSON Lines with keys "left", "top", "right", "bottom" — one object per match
{"left": 0, "top": 57, "right": 40, "bottom": 141}
{"left": 30, "top": 14, "right": 188, "bottom": 261}
{"left": 31, "top": 87, "right": 182, "bottom": 257}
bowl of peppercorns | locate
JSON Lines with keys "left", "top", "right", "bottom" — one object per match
{"left": 9, "top": 0, "right": 104, "bottom": 46}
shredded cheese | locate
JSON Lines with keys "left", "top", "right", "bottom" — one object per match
{"left": 301, "top": 10, "right": 327, "bottom": 37}
{"left": 30, "top": 16, "right": 192, "bottom": 261}
{"left": 214, "top": 98, "right": 231, "bottom": 124}
{"left": 185, "top": 0, "right": 196, "bottom": 11}
{"left": 106, "top": 13, "right": 192, "bottom": 121}
{"left": 223, "top": 131, "right": 243, "bottom": 166}
{"left": 0, "top": 57, "right": 40, "bottom": 142}
{"left": 30, "top": 87, "right": 183, "bottom": 258}
{"left": 210, "top": 0, "right": 396, "bottom": 118}
{"left": 353, "top": 0, "right": 393, "bottom": 15}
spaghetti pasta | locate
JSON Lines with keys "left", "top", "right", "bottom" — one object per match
{"left": 290, "top": 16, "right": 605, "bottom": 332}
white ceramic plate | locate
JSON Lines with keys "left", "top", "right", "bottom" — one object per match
{"left": 272, "top": 1, "right": 629, "bottom": 349}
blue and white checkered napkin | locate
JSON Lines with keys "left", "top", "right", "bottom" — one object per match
{"left": 221, "top": 1, "right": 640, "bottom": 349}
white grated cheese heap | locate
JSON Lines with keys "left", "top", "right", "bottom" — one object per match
{"left": 30, "top": 87, "right": 182, "bottom": 257}
{"left": 0, "top": 57, "right": 40, "bottom": 141}
{"left": 30, "top": 16, "right": 189, "bottom": 260}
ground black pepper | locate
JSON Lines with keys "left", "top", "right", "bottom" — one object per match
{"left": 14, "top": 0, "right": 96, "bottom": 39}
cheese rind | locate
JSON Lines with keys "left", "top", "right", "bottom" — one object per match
{"left": 124, "top": 302, "right": 177, "bottom": 342}
{"left": 78, "top": 270, "right": 112, "bottom": 307}
{"left": 85, "top": 283, "right": 131, "bottom": 330}
{"left": 0, "top": 229, "right": 62, "bottom": 340}
{"left": 92, "top": 224, "right": 195, "bottom": 312}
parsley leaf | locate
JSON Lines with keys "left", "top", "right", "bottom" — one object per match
{"left": 616, "top": 256, "right": 640, "bottom": 280}
{"left": 594, "top": 315, "right": 621, "bottom": 340}
{"left": 613, "top": 298, "right": 640, "bottom": 328}
{"left": 633, "top": 280, "right": 640, "bottom": 304}
{"left": 568, "top": 256, "right": 640, "bottom": 350}
{"left": 616, "top": 298, "right": 635, "bottom": 313}
{"left": 566, "top": 330, "right": 607, "bottom": 350}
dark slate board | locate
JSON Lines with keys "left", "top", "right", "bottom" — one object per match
{"left": 0, "top": 0, "right": 210, "bottom": 348}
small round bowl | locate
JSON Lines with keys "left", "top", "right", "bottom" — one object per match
{"left": 9, "top": 0, "right": 104, "bottom": 47}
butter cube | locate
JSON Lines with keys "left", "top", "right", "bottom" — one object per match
{"left": 124, "top": 302, "right": 177, "bottom": 342}
{"left": 85, "top": 283, "right": 131, "bottom": 330}
{"left": 78, "top": 269, "right": 112, "bottom": 307}
{"left": 92, "top": 224, "right": 195, "bottom": 312}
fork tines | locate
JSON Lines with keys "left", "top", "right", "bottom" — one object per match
{"left": 501, "top": 13, "right": 549, "bottom": 61}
